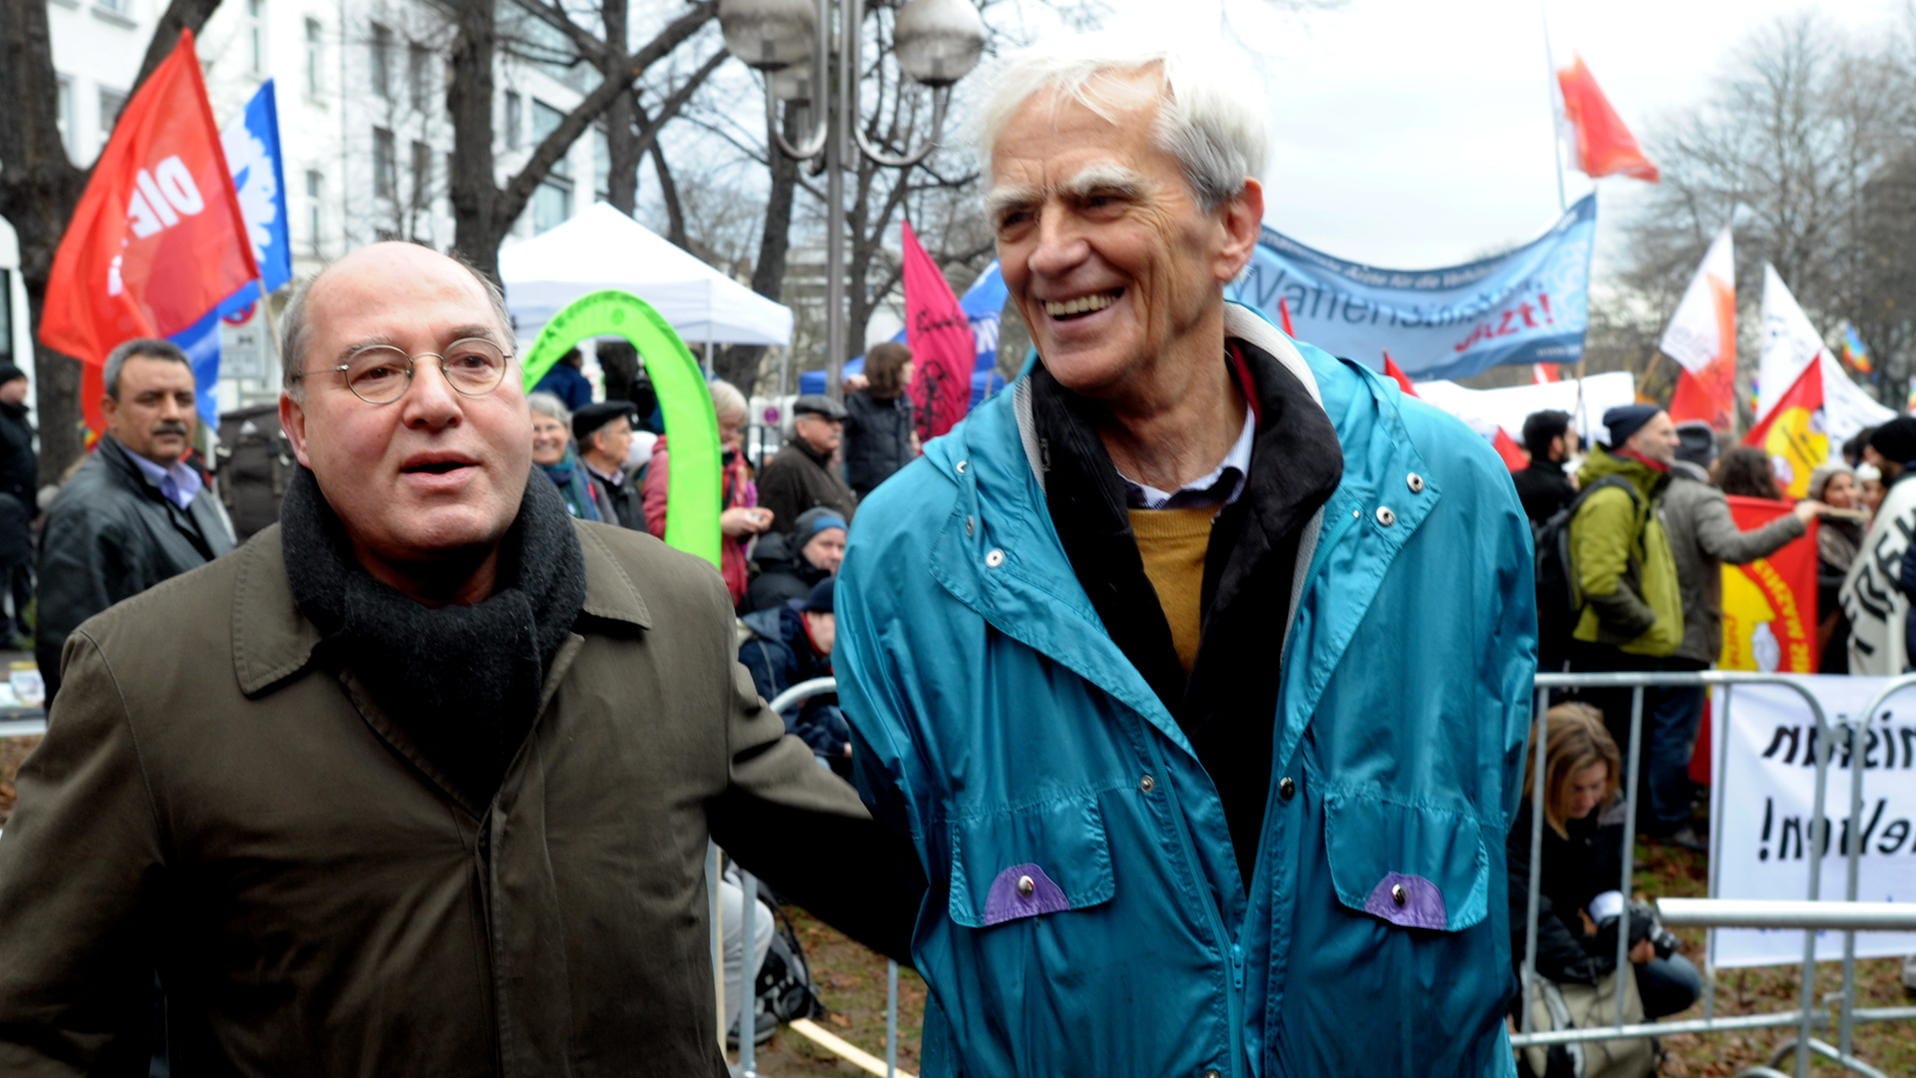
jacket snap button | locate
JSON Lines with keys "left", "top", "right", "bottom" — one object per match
{"left": 1406, "top": 472, "right": 1425, "bottom": 494}
{"left": 955, "top": 460, "right": 968, "bottom": 474}
{"left": 1278, "top": 776, "right": 1296, "bottom": 801}
{"left": 1375, "top": 506, "right": 1396, "bottom": 527}
{"left": 1391, "top": 883, "right": 1408, "bottom": 906}
{"left": 1139, "top": 774, "right": 1155, "bottom": 793}
{"left": 985, "top": 548, "right": 1005, "bottom": 568}
{"left": 1206, "top": 1070, "right": 1222, "bottom": 1078}
{"left": 1016, "top": 874, "right": 1036, "bottom": 897}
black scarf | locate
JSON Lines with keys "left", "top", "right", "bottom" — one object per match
{"left": 280, "top": 465, "right": 587, "bottom": 808}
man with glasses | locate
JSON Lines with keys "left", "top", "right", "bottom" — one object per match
{"left": 35, "top": 337, "right": 234, "bottom": 701}
{"left": 0, "top": 242, "right": 921, "bottom": 1074}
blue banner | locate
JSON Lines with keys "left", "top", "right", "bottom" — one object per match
{"left": 1227, "top": 194, "right": 1596, "bottom": 381}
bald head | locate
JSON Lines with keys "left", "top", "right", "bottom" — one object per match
{"left": 281, "top": 243, "right": 512, "bottom": 399}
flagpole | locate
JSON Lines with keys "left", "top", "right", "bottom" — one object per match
{"left": 1540, "top": 0, "right": 1567, "bottom": 212}
{"left": 254, "top": 279, "right": 284, "bottom": 395}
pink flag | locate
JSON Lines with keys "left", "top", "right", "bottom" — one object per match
{"left": 902, "top": 220, "right": 975, "bottom": 442}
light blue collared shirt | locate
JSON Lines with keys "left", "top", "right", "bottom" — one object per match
{"left": 122, "top": 440, "right": 205, "bottom": 512}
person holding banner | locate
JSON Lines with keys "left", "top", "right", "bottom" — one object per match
{"left": 836, "top": 30, "right": 1536, "bottom": 1077}
{"left": 1841, "top": 417, "right": 1916, "bottom": 674}
{"left": 1657, "top": 438, "right": 1822, "bottom": 849}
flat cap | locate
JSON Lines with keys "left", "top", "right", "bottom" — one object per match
{"left": 572, "top": 400, "right": 639, "bottom": 442}
{"left": 792, "top": 394, "right": 847, "bottom": 421}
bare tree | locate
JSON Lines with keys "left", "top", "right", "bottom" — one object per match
{"left": 0, "top": 1, "right": 227, "bottom": 479}
{"left": 1617, "top": 13, "right": 1916, "bottom": 412}
{"left": 445, "top": 0, "right": 719, "bottom": 283}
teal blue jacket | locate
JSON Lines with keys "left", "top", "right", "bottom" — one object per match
{"left": 838, "top": 306, "right": 1536, "bottom": 1077}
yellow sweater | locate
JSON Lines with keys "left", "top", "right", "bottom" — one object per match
{"left": 1127, "top": 506, "right": 1216, "bottom": 674}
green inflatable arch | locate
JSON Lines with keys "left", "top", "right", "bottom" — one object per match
{"left": 522, "top": 290, "right": 721, "bottom": 567}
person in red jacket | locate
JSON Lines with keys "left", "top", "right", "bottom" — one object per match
{"left": 644, "top": 379, "right": 770, "bottom": 606}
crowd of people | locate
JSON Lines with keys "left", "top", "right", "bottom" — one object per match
{"left": 4, "top": 20, "right": 1911, "bottom": 1077}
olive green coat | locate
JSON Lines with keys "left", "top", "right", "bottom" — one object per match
{"left": 1571, "top": 447, "right": 1683, "bottom": 657}
{"left": 0, "top": 521, "right": 916, "bottom": 1077}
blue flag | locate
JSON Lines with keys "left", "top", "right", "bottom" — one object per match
{"left": 169, "top": 80, "right": 291, "bottom": 424}
{"left": 1228, "top": 195, "right": 1597, "bottom": 381}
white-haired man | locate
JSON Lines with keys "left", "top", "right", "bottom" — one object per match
{"left": 836, "top": 33, "right": 1536, "bottom": 1077}
{"left": 0, "top": 242, "right": 921, "bottom": 1074}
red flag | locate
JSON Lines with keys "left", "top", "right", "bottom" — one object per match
{"left": 1493, "top": 428, "right": 1530, "bottom": 471}
{"left": 40, "top": 29, "right": 259, "bottom": 431}
{"left": 1532, "top": 363, "right": 1561, "bottom": 384}
{"left": 1382, "top": 352, "right": 1416, "bottom": 395}
{"left": 901, "top": 220, "right": 973, "bottom": 442}
{"left": 1718, "top": 495, "right": 1818, "bottom": 672}
{"left": 1556, "top": 54, "right": 1659, "bottom": 182}
{"left": 1278, "top": 297, "right": 1295, "bottom": 337}
{"left": 1742, "top": 358, "right": 1826, "bottom": 499}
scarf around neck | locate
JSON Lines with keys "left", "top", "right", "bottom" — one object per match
{"left": 280, "top": 465, "right": 587, "bottom": 808}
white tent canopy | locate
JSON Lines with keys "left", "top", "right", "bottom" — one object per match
{"left": 499, "top": 202, "right": 793, "bottom": 347}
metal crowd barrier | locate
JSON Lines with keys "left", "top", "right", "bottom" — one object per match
{"left": 1516, "top": 670, "right": 1916, "bottom": 1078}
{"left": 719, "top": 678, "right": 905, "bottom": 1078}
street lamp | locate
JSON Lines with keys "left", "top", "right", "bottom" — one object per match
{"left": 719, "top": 0, "right": 987, "bottom": 398}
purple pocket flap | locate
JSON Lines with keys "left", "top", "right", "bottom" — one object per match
{"left": 982, "top": 862, "right": 1070, "bottom": 926}
{"left": 1363, "top": 872, "right": 1446, "bottom": 930}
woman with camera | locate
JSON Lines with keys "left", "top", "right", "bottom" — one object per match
{"left": 1507, "top": 703, "right": 1702, "bottom": 1022}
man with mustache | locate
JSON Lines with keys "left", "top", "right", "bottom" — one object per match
{"left": 35, "top": 338, "right": 234, "bottom": 699}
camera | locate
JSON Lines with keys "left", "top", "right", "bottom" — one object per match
{"left": 1590, "top": 893, "right": 1680, "bottom": 960}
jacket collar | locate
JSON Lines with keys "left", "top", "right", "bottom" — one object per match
{"left": 233, "top": 518, "right": 651, "bottom": 697}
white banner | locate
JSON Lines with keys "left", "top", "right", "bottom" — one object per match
{"left": 1710, "top": 676, "right": 1916, "bottom": 968}
{"left": 1660, "top": 226, "right": 1734, "bottom": 376}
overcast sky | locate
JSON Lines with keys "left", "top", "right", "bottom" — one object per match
{"left": 1075, "top": 0, "right": 1905, "bottom": 281}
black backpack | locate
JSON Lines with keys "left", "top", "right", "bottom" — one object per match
{"left": 751, "top": 896, "right": 825, "bottom": 1025}
{"left": 1533, "top": 475, "right": 1643, "bottom": 661}
{"left": 214, "top": 403, "right": 296, "bottom": 543}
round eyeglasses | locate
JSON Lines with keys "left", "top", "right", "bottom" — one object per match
{"left": 293, "top": 338, "right": 513, "bottom": 404}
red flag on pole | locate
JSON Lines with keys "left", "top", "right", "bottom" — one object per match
{"left": 900, "top": 220, "right": 974, "bottom": 442}
{"left": 1742, "top": 357, "right": 1827, "bottom": 499}
{"left": 1556, "top": 54, "right": 1660, "bottom": 183}
{"left": 1381, "top": 352, "right": 1415, "bottom": 395}
{"left": 40, "top": 29, "right": 259, "bottom": 431}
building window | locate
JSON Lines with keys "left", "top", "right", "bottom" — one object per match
{"left": 97, "top": 89, "right": 127, "bottom": 152}
{"left": 94, "top": 0, "right": 130, "bottom": 14}
{"left": 55, "top": 77, "right": 74, "bottom": 159}
{"left": 305, "top": 170, "right": 324, "bottom": 256}
{"left": 532, "top": 179, "right": 572, "bottom": 234}
{"left": 531, "top": 100, "right": 567, "bottom": 176}
{"left": 408, "top": 43, "right": 432, "bottom": 112}
{"left": 369, "top": 23, "right": 393, "bottom": 98}
{"left": 504, "top": 90, "right": 522, "bottom": 150}
{"left": 304, "top": 18, "right": 324, "bottom": 99}
{"left": 373, "top": 127, "right": 397, "bottom": 200}
{"left": 411, "top": 140, "right": 433, "bottom": 207}
{"left": 246, "top": 0, "right": 267, "bottom": 74}
{"left": 593, "top": 126, "right": 610, "bottom": 201}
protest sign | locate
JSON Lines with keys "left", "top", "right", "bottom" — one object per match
{"left": 1228, "top": 195, "right": 1595, "bottom": 381}
{"left": 1710, "top": 676, "right": 1916, "bottom": 968}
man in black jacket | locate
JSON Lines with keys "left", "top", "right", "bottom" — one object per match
{"left": 758, "top": 394, "right": 856, "bottom": 534}
{"left": 0, "top": 365, "right": 37, "bottom": 648}
{"left": 36, "top": 339, "right": 234, "bottom": 699}
{"left": 1514, "top": 408, "right": 1579, "bottom": 528}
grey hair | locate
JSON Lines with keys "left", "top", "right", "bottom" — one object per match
{"left": 708, "top": 379, "right": 747, "bottom": 421}
{"left": 103, "top": 337, "right": 190, "bottom": 399}
{"left": 279, "top": 244, "right": 513, "bottom": 400}
{"left": 973, "top": 31, "right": 1268, "bottom": 212}
{"left": 526, "top": 391, "right": 571, "bottom": 426}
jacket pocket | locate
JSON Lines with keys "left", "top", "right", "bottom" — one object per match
{"left": 946, "top": 795, "right": 1116, "bottom": 928}
{"left": 1321, "top": 789, "right": 1489, "bottom": 932}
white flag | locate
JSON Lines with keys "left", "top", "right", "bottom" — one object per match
{"left": 1758, "top": 265, "right": 1892, "bottom": 445}
{"left": 1659, "top": 226, "right": 1735, "bottom": 374}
